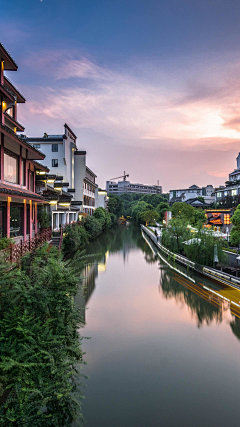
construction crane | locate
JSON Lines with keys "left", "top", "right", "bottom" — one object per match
{"left": 110, "top": 171, "right": 129, "bottom": 181}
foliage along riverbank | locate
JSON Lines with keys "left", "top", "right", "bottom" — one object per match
{"left": 62, "top": 207, "right": 116, "bottom": 256}
{"left": 0, "top": 244, "right": 86, "bottom": 426}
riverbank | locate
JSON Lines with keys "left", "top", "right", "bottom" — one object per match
{"left": 141, "top": 224, "right": 240, "bottom": 291}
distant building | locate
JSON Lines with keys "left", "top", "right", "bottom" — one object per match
{"left": 106, "top": 180, "right": 162, "bottom": 195}
{"left": 215, "top": 153, "right": 240, "bottom": 207}
{"left": 169, "top": 185, "right": 215, "bottom": 205}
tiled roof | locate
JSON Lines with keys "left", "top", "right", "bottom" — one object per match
{"left": 4, "top": 76, "right": 26, "bottom": 102}
{"left": 0, "top": 183, "right": 44, "bottom": 200}
{"left": 0, "top": 125, "right": 45, "bottom": 158}
{"left": 0, "top": 43, "right": 18, "bottom": 69}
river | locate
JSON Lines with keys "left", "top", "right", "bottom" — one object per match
{"left": 75, "top": 224, "right": 240, "bottom": 427}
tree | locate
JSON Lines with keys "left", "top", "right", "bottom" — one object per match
{"left": 62, "top": 223, "right": 89, "bottom": 255}
{"left": 84, "top": 216, "right": 103, "bottom": 239}
{"left": 230, "top": 207, "right": 240, "bottom": 245}
{"left": 193, "top": 209, "right": 206, "bottom": 227}
{"left": 94, "top": 207, "right": 112, "bottom": 229}
{"left": 156, "top": 202, "right": 170, "bottom": 220}
{"left": 131, "top": 201, "right": 152, "bottom": 223}
{"left": 172, "top": 202, "right": 195, "bottom": 224}
{"left": 141, "top": 210, "right": 159, "bottom": 226}
{"left": 108, "top": 195, "right": 123, "bottom": 218}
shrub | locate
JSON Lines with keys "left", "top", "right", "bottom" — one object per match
{"left": 0, "top": 237, "right": 14, "bottom": 250}
{"left": 84, "top": 216, "right": 103, "bottom": 239}
{"left": 0, "top": 243, "right": 85, "bottom": 426}
{"left": 62, "top": 223, "right": 89, "bottom": 255}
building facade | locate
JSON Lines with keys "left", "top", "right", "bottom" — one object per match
{"left": 106, "top": 180, "right": 162, "bottom": 195}
{"left": 215, "top": 153, "right": 240, "bottom": 207}
{"left": 96, "top": 190, "right": 109, "bottom": 210}
{"left": 0, "top": 43, "right": 49, "bottom": 241}
{"left": 25, "top": 125, "right": 98, "bottom": 228}
{"left": 169, "top": 185, "right": 215, "bottom": 205}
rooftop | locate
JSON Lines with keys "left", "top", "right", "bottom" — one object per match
{"left": 0, "top": 43, "right": 18, "bottom": 70}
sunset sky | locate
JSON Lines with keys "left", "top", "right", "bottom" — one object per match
{"left": 2, "top": 0, "right": 240, "bottom": 191}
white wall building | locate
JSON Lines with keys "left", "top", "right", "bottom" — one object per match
{"left": 25, "top": 124, "right": 98, "bottom": 229}
{"left": 215, "top": 153, "right": 240, "bottom": 204}
{"left": 169, "top": 184, "right": 215, "bottom": 205}
{"left": 106, "top": 180, "right": 162, "bottom": 195}
{"left": 96, "top": 190, "right": 109, "bottom": 209}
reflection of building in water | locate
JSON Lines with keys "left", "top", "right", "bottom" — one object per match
{"left": 98, "top": 251, "right": 109, "bottom": 272}
{"left": 75, "top": 264, "right": 98, "bottom": 323}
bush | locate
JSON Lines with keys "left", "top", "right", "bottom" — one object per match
{"left": 84, "top": 216, "right": 103, "bottom": 239}
{"left": 0, "top": 243, "right": 85, "bottom": 426}
{"left": 62, "top": 223, "right": 89, "bottom": 255}
{"left": 93, "top": 207, "right": 112, "bottom": 229}
{"left": 38, "top": 207, "right": 51, "bottom": 229}
{"left": 0, "top": 237, "right": 14, "bottom": 250}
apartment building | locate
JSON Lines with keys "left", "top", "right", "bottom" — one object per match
{"left": 25, "top": 125, "right": 98, "bottom": 228}
{"left": 106, "top": 180, "right": 162, "bottom": 195}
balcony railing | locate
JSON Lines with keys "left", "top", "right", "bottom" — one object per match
{"left": 0, "top": 227, "right": 52, "bottom": 263}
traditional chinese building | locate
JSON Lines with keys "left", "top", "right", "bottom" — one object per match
{"left": 0, "top": 43, "right": 48, "bottom": 241}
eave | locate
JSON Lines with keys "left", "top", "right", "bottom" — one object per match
{"left": 4, "top": 112, "right": 25, "bottom": 132}
{"left": 0, "top": 84, "right": 15, "bottom": 102}
{"left": 0, "top": 124, "right": 45, "bottom": 160}
{"left": 0, "top": 43, "right": 18, "bottom": 70}
{"left": 4, "top": 76, "right": 25, "bottom": 103}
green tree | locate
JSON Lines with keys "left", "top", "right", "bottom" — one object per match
{"left": 156, "top": 202, "right": 170, "bottom": 220}
{"left": 94, "top": 207, "right": 112, "bottom": 229}
{"left": 230, "top": 207, "right": 240, "bottom": 245}
{"left": 193, "top": 209, "right": 206, "bottom": 227}
{"left": 62, "top": 223, "right": 89, "bottom": 255}
{"left": 141, "top": 210, "right": 159, "bottom": 225}
{"left": 172, "top": 202, "right": 195, "bottom": 224}
{"left": 84, "top": 216, "right": 103, "bottom": 239}
{"left": 108, "top": 195, "right": 123, "bottom": 218}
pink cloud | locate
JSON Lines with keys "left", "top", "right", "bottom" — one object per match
{"left": 16, "top": 49, "right": 240, "bottom": 190}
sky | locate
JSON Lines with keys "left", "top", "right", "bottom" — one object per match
{"left": 2, "top": 0, "right": 240, "bottom": 191}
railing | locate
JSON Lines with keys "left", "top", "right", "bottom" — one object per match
{"left": 0, "top": 227, "right": 52, "bottom": 263}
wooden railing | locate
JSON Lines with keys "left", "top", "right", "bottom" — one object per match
{"left": 0, "top": 227, "right": 52, "bottom": 263}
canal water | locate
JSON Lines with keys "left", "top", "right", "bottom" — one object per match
{"left": 75, "top": 225, "right": 240, "bottom": 427}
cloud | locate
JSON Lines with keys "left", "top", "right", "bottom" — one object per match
{"left": 17, "top": 48, "right": 240, "bottom": 189}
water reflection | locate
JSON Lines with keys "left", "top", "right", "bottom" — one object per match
{"left": 75, "top": 225, "right": 240, "bottom": 427}
{"left": 143, "top": 229, "right": 240, "bottom": 334}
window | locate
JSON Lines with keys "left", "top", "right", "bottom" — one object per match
{"left": 52, "top": 159, "right": 58, "bottom": 167}
{"left": 21, "top": 159, "right": 26, "bottom": 186}
{"left": 29, "top": 172, "right": 34, "bottom": 191}
{"left": 4, "top": 151, "right": 18, "bottom": 183}
{"left": 217, "top": 192, "right": 222, "bottom": 198}
{"left": 224, "top": 214, "right": 230, "bottom": 225}
{"left": 10, "top": 203, "right": 23, "bottom": 237}
{"left": 33, "top": 144, "right": 41, "bottom": 149}
{"left": 232, "top": 189, "right": 237, "bottom": 196}
{"left": 52, "top": 144, "right": 58, "bottom": 152}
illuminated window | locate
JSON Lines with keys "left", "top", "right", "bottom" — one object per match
{"left": 217, "top": 192, "right": 222, "bottom": 198}
{"left": 232, "top": 189, "right": 237, "bottom": 196}
{"left": 224, "top": 214, "right": 230, "bottom": 225}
